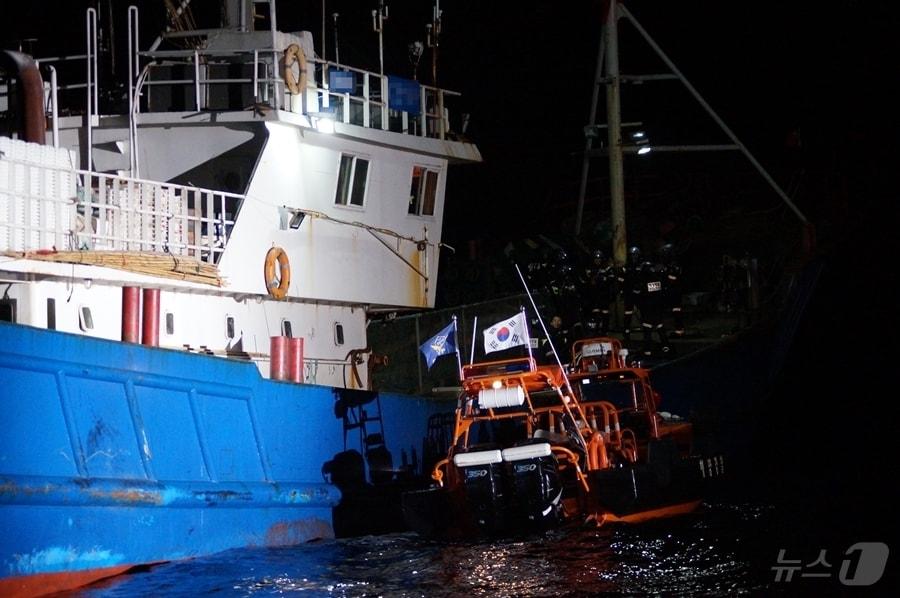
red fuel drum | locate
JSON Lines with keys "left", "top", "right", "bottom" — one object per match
{"left": 287, "top": 337, "right": 304, "bottom": 382}
{"left": 121, "top": 286, "right": 140, "bottom": 343}
{"left": 270, "top": 336, "right": 288, "bottom": 380}
{"left": 141, "top": 288, "right": 160, "bottom": 347}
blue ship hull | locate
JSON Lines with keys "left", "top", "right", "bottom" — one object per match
{"left": 0, "top": 322, "right": 444, "bottom": 595}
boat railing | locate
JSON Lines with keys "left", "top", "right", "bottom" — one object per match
{"left": 3, "top": 6, "right": 470, "bottom": 180}
{"left": 215, "top": 348, "right": 372, "bottom": 387}
{"left": 314, "top": 59, "right": 460, "bottom": 140}
{"left": 461, "top": 356, "right": 537, "bottom": 380}
{"left": 128, "top": 47, "right": 461, "bottom": 141}
{"left": 0, "top": 152, "right": 236, "bottom": 264}
{"left": 134, "top": 48, "right": 278, "bottom": 111}
{"left": 315, "top": 59, "right": 388, "bottom": 131}
{"left": 33, "top": 4, "right": 460, "bottom": 137}
{"left": 74, "top": 170, "right": 237, "bottom": 263}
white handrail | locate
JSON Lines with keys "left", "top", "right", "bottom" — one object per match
{"left": 47, "top": 65, "right": 59, "bottom": 148}
{"left": 0, "top": 155, "right": 240, "bottom": 262}
{"left": 85, "top": 8, "right": 97, "bottom": 171}
{"left": 29, "top": 6, "right": 466, "bottom": 142}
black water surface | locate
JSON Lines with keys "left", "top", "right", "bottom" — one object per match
{"left": 70, "top": 499, "right": 778, "bottom": 597}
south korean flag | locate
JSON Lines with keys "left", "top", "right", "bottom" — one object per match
{"left": 483, "top": 312, "right": 529, "bottom": 354}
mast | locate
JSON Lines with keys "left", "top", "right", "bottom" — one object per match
{"left": 605, "top": 1, "right": 627, "bottom": 267}
{"left": 575, "top": 1, "right": 808, "bottom": 252}
{"left": 574, "top": 0, "right": 627, "bottom": 267}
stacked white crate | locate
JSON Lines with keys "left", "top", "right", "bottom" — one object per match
{"left": 0, "top": 137, "right": 77, "bottom": 252}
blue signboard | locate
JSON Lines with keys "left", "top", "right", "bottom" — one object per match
{"left": 329, "top": 70, "right": 355, "bottom": 94}
{"left": 388, "top": 76, "right": 421, "bottom": 115}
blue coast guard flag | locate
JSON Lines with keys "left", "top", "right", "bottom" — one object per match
{"left": 420, "top": 321, "right": 458, "bottom": 370}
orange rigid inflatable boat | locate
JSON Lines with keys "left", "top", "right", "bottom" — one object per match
{"left": 402, "top": 337, "right": 723, "bottom": 538}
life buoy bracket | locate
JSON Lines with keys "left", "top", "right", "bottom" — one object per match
{"left": 264, "top": 246, "right": 291, "bottom": 300}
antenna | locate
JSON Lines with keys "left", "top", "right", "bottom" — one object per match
{"left": 514, "top": 264, "right": 569, "bottom": 386}
{"left": 426, "top": 0, "right": 441, "bottom": 86}
{"left": 408, "top": 41, "right": 423, "bottom": 80}
{"left": 332, "top": 12, "right": 340, "bottom": 64}
{"left": 321, "top": 0, "right": 326, "bottom": 62}
{"left": 514, "top": 264, "right": 589, "bottom": 456}
{"left": 469, "top": 316, "right": 478, "bottom": 365}
{"left": 371, "top": 1, "right": 389, "bottom": 76}
{"left": 427, "top": 1, "right": 444, "bottom": 138}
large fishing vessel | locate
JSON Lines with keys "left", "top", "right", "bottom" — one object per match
{"left": 0, "top": 1, "right": 479, "bottom": 594}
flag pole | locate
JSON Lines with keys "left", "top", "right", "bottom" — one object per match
{"left": 452, "top": 315, "right": 463, "bottom": 381}
{"left": 469, "top": 315, "right": 478, "bottom": 365}
{"left": 521, "top": 306, "right": 534, "bottom": 370}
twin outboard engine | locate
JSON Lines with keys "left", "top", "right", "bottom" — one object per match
{"left": 453, "top": 444, "right": 506, "bottom": 532}
{"left": 452, "top": 439, "right": 562, "bottom": 535}
{"left": 502, "top": 439, "right": 563, "bottom": 527}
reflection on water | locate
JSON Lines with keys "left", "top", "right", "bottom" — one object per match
{"left": 71, "top": 502, "right": 776, "bottom": 597}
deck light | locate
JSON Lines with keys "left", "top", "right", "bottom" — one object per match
{"left": 310, "top": 111, "right": 336, "bottom": 134}
{"left": 491, "top": 379, "right": 503, "bottom": 390}
{"left": 289, "top": 211, "right": 306, "bottom": 229}
{"left": 637, "top": 146, "right": 652, "bottom": 155}
{"left": 315, "top": 117, "right": 335, "bottom": 134}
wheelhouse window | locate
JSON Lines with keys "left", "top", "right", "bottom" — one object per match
{"left": 334, "top": 322, "right": 344, "bottom": 346}
{"left": 225, "top": 315, "right": 235, "bottom": 340}
{"left": 281, "top": 319, "right": 293, "bottom": 338}
{"left": 165, "top": 312, "right": 175, "bottom": 335}
{"left": 408, "top": 166, "right": 439, "bottom": 216}
{"left": 334, "top": 154, "right": 369, "bottom": 207}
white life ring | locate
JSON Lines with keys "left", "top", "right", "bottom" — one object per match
{"left": 283, "top": 43, "right": 307, "bottom": 95}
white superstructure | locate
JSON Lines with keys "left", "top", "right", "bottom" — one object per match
{"left": 0, "top": 0, "right": 480, "bottom": 389}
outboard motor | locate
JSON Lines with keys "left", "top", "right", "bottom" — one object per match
{"left": 453, "top": 444, "right": 505, "bottom": 532}
{"left": 501, "top": 439, "right": 562, "bottom": 530}
{"left": 322, "top": 449, "right": 367, "bottom": 493}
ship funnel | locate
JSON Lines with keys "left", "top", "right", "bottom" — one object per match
{"left": 0, "top": 50, "right": 45, "bottom": 144}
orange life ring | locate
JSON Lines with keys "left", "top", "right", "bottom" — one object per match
{"left": 283, "top": 43, "right": 307, "bottom": 95}
{"left": 264, "top": 246, "right": 291, "bottom": 300}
